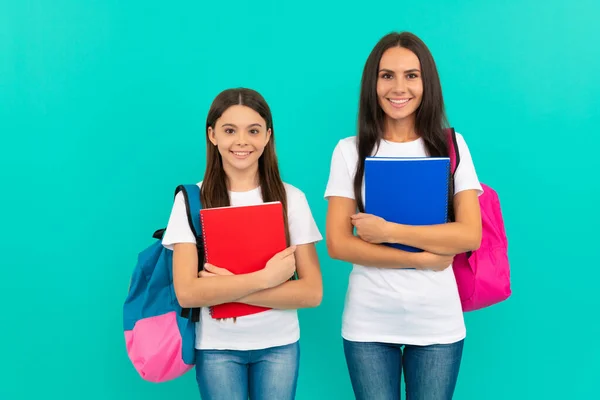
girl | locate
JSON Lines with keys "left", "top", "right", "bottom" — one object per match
{"left": 162, "top": 88, "right": 323, "bottom": 400}
{"left": 324, "top": 32, "right": 483, "bottom": 399}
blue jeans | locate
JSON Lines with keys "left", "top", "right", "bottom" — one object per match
{"left": 195, "top": 341, "right": 299, "bottom": 400}
{"left": 343, "top": 338, "right": 464, "bottom": 400}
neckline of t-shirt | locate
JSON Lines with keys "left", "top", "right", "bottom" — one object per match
{"left": 229, "top": 186, "right": 261, "bottom": 196}
{"left": 381, "top": 136, "right": 423, "bottom": 145}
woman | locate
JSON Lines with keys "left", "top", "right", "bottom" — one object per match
{"left": 324, "top": 32, "right": 483, "bottom": 399}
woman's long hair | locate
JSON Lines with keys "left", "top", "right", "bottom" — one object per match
{"left": 354, "top": 32, "right": 455, "bottom": 220}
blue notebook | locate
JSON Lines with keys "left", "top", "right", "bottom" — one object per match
{"left": 364, "top": 156, "right": 451, "bottom": 252}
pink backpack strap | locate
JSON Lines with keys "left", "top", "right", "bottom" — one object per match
{"left": 444, "top": 127, "right": 460, "bottom": 174}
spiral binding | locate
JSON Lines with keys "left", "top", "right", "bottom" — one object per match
{"left": 199, "top": 211, "right": 216, "bottom": 318}
{"left": 445, "top": 127, "right": 460, "bottom": 223}
{"left": 199, "top": 211, "right": 209, "bottom": 270}
{"left": 445, "top": 157, "right": 452, "bottom": 223}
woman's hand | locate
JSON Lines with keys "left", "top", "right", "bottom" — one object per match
{"left": 350, "top": 213, "right": 391, "bottom": 244}
{"left": 415, "top": 252, "right": 454, "bottom": 272}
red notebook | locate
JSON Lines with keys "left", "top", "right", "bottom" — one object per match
{"left": 199, "top": 201, "right": 287, "bottom": 319}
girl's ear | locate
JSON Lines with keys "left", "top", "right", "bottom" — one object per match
{"left": 208, "top": 126, "right": 217, "bottom": 146}
{"left": 266, "top": 128, "right": 272, "bottom": 144}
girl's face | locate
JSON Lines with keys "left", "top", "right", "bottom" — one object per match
{"left": 376, "top": 46, "right": 424, "bottom": 123}
{"left": 208, "top": 105, "right": 271, "bottom": 174}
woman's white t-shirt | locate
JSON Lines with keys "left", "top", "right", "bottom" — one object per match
{"left": 324, "top": 133, "right": 483, "bottom": 345}
{"left": 162, "top": 182, "right": 322, "bottom": 351}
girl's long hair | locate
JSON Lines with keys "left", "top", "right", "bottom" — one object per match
{"left": 201, "top": 88, "right": 290, "bottom": 244}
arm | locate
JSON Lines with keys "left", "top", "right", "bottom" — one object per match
{"left": 238, "top": 242, "right": 322, "bottom": 309}
{"left": 326, "top": 196, "right": 423, "bottom": 269}
{"left": 323, "top": 140, "right": 452, "bottom": 270}
{"left": 382, "top": 189, "right": 482, "bottom": 255}
{"left": 172, "top": 243, "right": 269, "bottom": 308}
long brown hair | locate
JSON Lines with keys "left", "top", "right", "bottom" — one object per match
{"left": 201, "top": 88, "right": 290, "bottom": 244}
{"left": 353, "top": 32, "right": 456, "bottom": 220}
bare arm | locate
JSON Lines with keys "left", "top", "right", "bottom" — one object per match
{"left": 382, "top": 190, "right": 482, "bottom": 255}
{"left": 238, "top": 243, "right": 322, "bottom": 309}
{"left": 172, "top": 243, "right": 269, "bottom": 308}
{"left": 326, "top": 196, "right": 452, "bottom": 270}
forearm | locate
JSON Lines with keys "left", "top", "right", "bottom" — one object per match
{"left": 385, "top": 222, "right": 480, "bottom": 255}
{"left": 178, "top": 273, "right": 267, "bottom": 308}
{"left": 238, "top": 279, "right": 322, "bottom": 309}
{"left": 327, "top": 234, "right": 420, "bottom": 269}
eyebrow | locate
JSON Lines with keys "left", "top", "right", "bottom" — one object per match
{"left": 379, "top": 68, "right": 421, "bottom": 74}
{"left": 221, "top": 123, "right": 263, "bottom": 128}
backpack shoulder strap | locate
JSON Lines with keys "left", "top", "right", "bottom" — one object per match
{"left": 175, "top": 184, "right": 203, "bottom": 323}
{"left": 444, "top": 127, "right": 461, "bottom": 175}
{"left": 175, "top": 184, "right": 202, "bottom": 238}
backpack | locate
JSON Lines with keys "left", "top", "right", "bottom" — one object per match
{"left": 123, "top": 184, "right": 203, "bottom": 382}
{"left": 446, "top": 129, "right": 512, "bottom": 312}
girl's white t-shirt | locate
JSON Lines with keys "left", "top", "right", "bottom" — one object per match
{"left": 162, "top": 182, "right": 322, "bottom": 351}
{"left": 324, "top": 133, "right": 483, "bottom": 345}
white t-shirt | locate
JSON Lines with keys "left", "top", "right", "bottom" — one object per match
{"left": 324, "top": 133, "right": 483, "bottom": 345}
{"left": 162, "top": 182, "right": 322, "bottom": 351}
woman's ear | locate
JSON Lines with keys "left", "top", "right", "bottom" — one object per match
{"left": 208, "top": 127, "right": 217, "bottom": 146}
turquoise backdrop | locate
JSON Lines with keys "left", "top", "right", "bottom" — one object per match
{"left": 1, "top": 0, "right": 599, "bottom": 399}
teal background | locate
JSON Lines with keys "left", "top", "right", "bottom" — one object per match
{"left": 1, "top": 0, "right": 599, "bottom": 398}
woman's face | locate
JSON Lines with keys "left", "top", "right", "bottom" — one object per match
{"left": 376, "top": 46, "right": 424, "bottom": 123}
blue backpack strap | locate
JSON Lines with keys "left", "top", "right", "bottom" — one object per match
{"left": 176, "top": 184, "right": 202, "bottom": 238}
{"left": 175, "top": 184, "right": 203, "bottom": 323}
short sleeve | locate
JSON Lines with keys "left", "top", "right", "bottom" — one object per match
{"left": 161, "top": 192, "right": 196, "bottom": 250}
{"left": 453, "top": 133, "right": 484, "bottom": 196}
{"left": 324, "top": 139, "right": 356, "bottom": 200}
{"left": 287, "top": 188, "right": 323, "bottom": 246}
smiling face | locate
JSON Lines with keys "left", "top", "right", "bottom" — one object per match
{"left": 376, "top": 46, "right": 424, "bottom": 124}
{"left": 208, "top": 104, "right": 271, "bottom": 176}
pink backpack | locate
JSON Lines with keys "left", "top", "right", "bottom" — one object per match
{"left": 446, "top": 129, "right": 511, "bottom": 312}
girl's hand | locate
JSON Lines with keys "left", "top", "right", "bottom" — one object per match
{"left": 351, "top": 213, "right": 390, "bottom": 244}
{"left": 198, "top": 263, "right": 234, "bottom": 278}
{"left": 258, "top": 246, "right": 297, "bottom": 288}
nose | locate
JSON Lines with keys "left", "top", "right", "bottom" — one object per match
{"left": 234, "top": 131, "right": 249, "bottom": 146}
{"left": 392, "top": 77, "right": 407, "bottom": 93}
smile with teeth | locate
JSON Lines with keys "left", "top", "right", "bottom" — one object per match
{"left": 388, "top": 98, "right": 411, "bottom": 108}
{"left": 231, "top": 150, "right": 252, "bottom": 158}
